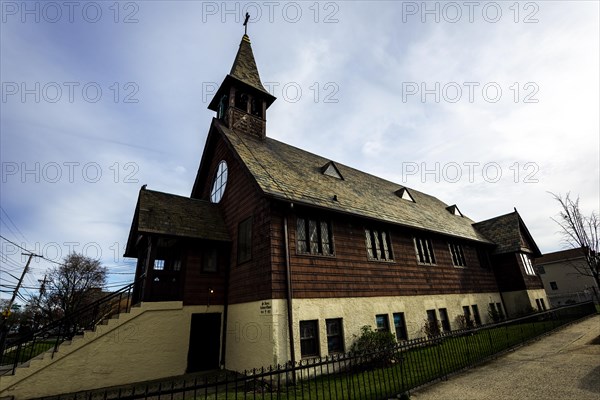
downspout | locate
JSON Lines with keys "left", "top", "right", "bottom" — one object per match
{"left": 283, "top": 214, "right": 296, "bottom": 382}
{"left": 221, "top": 244, "right": 230, "bottom": 369}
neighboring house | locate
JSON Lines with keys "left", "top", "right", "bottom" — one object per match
{"left": 534, "top": 248, "right": 599, "bottom": 307}
{"left": 123, "top": 34, "right": 548, "bottom": 373}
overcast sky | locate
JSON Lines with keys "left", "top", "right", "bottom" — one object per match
{"left": 1, "top": 1, "right": 598, "bottom": 299}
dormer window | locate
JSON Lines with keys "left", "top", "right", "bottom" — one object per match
{"left": 395, "top": 188, "right": 415, "bottom": 202}
{"left": 321, "top": 161, "right": 343, "bottom": 180}
{"left": 446, "top": 205, "right": 463, "bottom": 217}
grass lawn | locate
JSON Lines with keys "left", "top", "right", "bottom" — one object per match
{"left": 195, "top": 318, "right": 565, "bottom": 399}
{"left": 1, "top": 340, "right": 55, "bottom": 367}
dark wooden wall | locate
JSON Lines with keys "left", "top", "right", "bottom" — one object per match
{"left": 269, "top": 203, "right": 500, "bottom": 299}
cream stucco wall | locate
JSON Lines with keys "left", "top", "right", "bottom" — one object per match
{"left": 502, "top": 289, "right": 549, "bottom": 316}
{"left": 286, "top": 293, "right": 503, "bottom": 363}
{"left": 0, "top": 302, "right": 225, "bottom": 400}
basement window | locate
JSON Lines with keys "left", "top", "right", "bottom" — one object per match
{"left": 326, "top": 318, "right": 344, "bottom": 354}
{"left": 300, "top": 320, "right": 319, "bottom": 358}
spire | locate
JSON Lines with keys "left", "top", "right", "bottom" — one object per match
{"left": 208, "top": 34, "right": 276, "bottom": 113}
{"left": 207, "top": 33, "right": 276, "bottom": 139}
{"left": 229, "top": 34, "right": 270, "bottom": 95}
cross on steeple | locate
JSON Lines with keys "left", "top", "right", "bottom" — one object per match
{"left": 243, "top": 12, "right": 250, "bottom": 35}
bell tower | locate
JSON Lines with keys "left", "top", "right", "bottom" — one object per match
{"left": 208, "top": 33, "right": 276, "bottom": 139}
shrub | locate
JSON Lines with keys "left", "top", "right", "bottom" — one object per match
{"left": 350, "top": 325, "right": 397, "bottom": 367}
{"left": 455, "top": 314, "right": 474, "bottom": 330}
{"left": 421, "top": 319, "right": 441, "bottom": 338}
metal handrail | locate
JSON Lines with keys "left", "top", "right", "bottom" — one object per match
{"left": 0, "top": 281, "right": 137, "bottom": 375}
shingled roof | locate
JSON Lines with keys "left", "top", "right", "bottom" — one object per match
{"left": 534, "top": 247, "right": 588, "bottom": 265}
{"left": 474, "top": 211, "right": 541, "bottom": 256}
{"left": 125, "top": 189, "right": 230, "bottom": 257}
{"left": 208, "top": 35, "right": 276, "bottom": 111}
{"left": 215, "top": 120, "right": 493, "bottom": 243}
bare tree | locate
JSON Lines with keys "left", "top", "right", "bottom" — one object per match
{"left": 39, "top": 253, "right": 107, "bottom": 322}
{"left": 550, "top": 192, "right": 600, "bottom": 298}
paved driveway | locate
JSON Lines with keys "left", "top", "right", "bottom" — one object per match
{"left": 411, "top": 314, "right": 600, "bottom": 400}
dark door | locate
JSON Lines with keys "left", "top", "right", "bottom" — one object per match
{"left": 187, "top": 313, "right": 221, "bottom": 372}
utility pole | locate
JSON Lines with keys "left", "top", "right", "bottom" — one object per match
{"left": 0, "top": 252, "right": 41, "bottom": 358}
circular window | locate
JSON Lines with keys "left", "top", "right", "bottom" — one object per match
{"left": 210, "top": 160, "right": 228, "bottom": 203}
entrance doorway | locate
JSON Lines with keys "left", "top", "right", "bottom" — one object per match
{"left": 187, "top": 313, "right": 221, "bottom": 372}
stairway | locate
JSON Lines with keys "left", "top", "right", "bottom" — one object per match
{"left": 0, "top": 300, "right": 189, "bottom": 400}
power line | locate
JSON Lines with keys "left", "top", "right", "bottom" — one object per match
{"left": 0, "top": 207, "right": 28, "bottom": 243}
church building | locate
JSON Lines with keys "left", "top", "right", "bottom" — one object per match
{"left": 123, "top": 33, "right": 548, "bottom": 372}
{"left": 0, "top": 32, "right": 552, "bottom": 400}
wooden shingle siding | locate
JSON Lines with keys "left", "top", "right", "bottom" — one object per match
{"left": 182, "top": 243, "right": 229, "bottom": 305}
{"left": 269, "top": 206, "right": 499, "bottom": 299}
{"left": 194, "top": 133, "right": 275, "bottom": 304}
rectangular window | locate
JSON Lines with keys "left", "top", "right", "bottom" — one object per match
{"left": 477, "top": 247, "right": 491, "bottom": 269}
{"left": 438, "top": 308, "right": 451, "bottom": 332}
{"left": 237, "top": 217, "right": 253, "bottom": 263}
{"left": 326, "top": 318, "right": 344, "bottom": 354}
{"left": 297, "top": 218, "right": 334, "bottom": 256}
{"left": 471, "top": 304, "right": 481, "bottom": 325}
{"left": 520, "top": 253, "right": 536, "bottom": 275}
{"left": 414, "top": 237, "right": 436, "bottom": 265}
{"left": 537, "top": 265, "right": 545, "bottom": 274}
{"left": 463, "top": 306, "right": 473, "bottom": 327}
{"left": 539, "top": 298, "right": 547, "bottom": 310}
{"left": 393, "top": 312, "right": 408, "bottom": 341}
{"left": 153, "top": 259, "right": 165, "bottom": 270}
{"left": 365, "top": 229, "right": 393, "bottom": 261}
{"left": 535, "top": 298, "right": 542, "bottom": 311}
{"left": 300, "top": 320, "right": 319, "bottom": 358}
{"left": 448, "top": 243, "right": 467, "bottom": 267}
{"left": 496, "top": 302, "right": 504, "bottom": 319}
{"left": 375, "top": 314, "right": 390, "bottom": 333}
{"left": 426, "top": 309, "right": 440, "bottom": 335}
{"left": 550, "top": 281, "right": 558, "bottom": 290}
{"left": 202, "top": 249, "right": 218, "bottom": 272}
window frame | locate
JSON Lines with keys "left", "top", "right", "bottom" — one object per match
{"left": 202, "top": 248, "right": 218, "bottom": 273}
{"left": 448, "top": 242, "right": 467, "bottom": 267}
{"left": 520, "top": 253, "right": 536, "bottom": 276}
{"left": 438, "top": 308, "right": 451, "bottom": 332}
{"left": 414, "top": 237, "right": 436, "bottom": 265}
{"left": 471, "top": 304, "right": 482, "bottom": 325}
{"left": 364, "top": 228, "right": 394, "bottom": 262}
{"left": 375, "top": 314, "right": 390, "bottom": 333}
{"left": 549, "top": 281, "right": 558, "bottom": 291}
{"left": 296, "top": 217, "right": 335, "bottom": 256}
{"left": 393, "top": 312, "right": 408, "bottom": 341}
{"left": 299, "top": 320, "right": 320, "bottom": 358}
{"left": 477, "top": 247, "right": 492, "bottom": 269}
{"left": 326, "top": 318, "right": 344, "bottom": 354}
{"left": 237, "top": 216, "right": 253, "bottom": 264}
{"left": 210, "top": 160, "right": 228, "bottom": 203}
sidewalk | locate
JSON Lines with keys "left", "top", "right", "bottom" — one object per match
{"left": 411, "top": 314, "right": 600, "bottom": 400}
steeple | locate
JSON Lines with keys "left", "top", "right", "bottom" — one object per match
{"left": 208, "top": 34, "right": 276, "bottom": 139}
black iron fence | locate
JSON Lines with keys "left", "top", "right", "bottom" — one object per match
{"left": 39, "top": 301, "right": 596, "bottom": 400}
{"left": 0, "top": 282, "right": 135, "bottom": 375}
